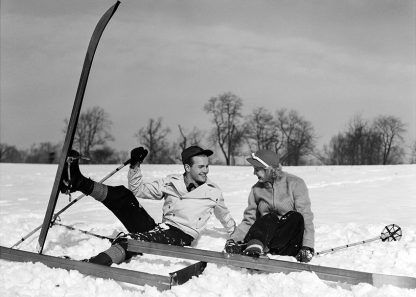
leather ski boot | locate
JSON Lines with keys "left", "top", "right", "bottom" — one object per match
{"left": 60, "top": 150, "right": 93, "bottom": 195}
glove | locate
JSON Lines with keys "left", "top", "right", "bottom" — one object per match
{"left": 224, "top": 239, "right": 245, "bottom": 254}
{"left": 295, "top": 246, "right": 314, "bottom": 263}
{"left": 130, "top": 147, "right": 148, "bottom": 167}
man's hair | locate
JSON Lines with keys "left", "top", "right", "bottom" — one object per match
{"left": 183, "top": 156, "right": 195, "bottom": 167}
{"left": 183, "top": 153, "right": 208, "bottom": 167}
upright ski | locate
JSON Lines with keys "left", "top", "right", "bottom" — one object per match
{"left": 37, "top": 1, "right": 120, "bottom": 254}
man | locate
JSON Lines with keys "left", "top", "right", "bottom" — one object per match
{"left": 61, "top": 145, "right": 236, "bottom": 266}
{"left": 225, "top": 150, "right": 315, "bottom": 263}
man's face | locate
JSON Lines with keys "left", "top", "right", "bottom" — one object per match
{"left": 253, "top": 166, "right": 271, "bottom": 183}
{"left": 185, "top": 155, "right": 209, "bottom": 184}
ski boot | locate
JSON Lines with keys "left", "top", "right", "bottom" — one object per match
{"left": 243, "top": 240, "right": 264, "bottom": 258}
{"left": 60, "top": 150, "right": 93, "bottom": 195}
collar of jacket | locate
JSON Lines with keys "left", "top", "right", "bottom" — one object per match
{"left": 183, "top": 173, "right": 197, "bottom": 192}
{"left": 170, "top": 174, "right": 218, "bottom": 198}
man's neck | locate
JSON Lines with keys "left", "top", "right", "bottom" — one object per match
{"left": 183, "top": 173, "right": 204, "bottom": 191}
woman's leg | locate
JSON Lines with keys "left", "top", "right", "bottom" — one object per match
{"left": 242, "top": 212, "right": 281, "bottom": 256}
{"left": 268, "top": 211, "right": 304, "bottom": 256}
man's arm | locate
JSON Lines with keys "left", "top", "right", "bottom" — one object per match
{"left": 213, "top": 194, "right": 236, "bottom": 235}
{"left": 127, "top": 146, "right": 165, "bottom": 200}
{"left": 128, "top": 166, "right": 165, "bottom": 200}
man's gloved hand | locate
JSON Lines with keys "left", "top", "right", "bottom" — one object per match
{"left": 224, "top": 239, "right": 245, "bottom": 254}
{"left": 295, "top": 246, "right": 314, "bottom": 263}
{"left": 130, "top": 147, "right": 148, "bottom": 167}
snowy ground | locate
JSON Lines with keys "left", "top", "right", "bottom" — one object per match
{"left": 1, "top": 163, "right": 415, "bottom": 297}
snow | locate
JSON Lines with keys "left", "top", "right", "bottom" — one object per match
{"left": 1, "top": 163, "right": 415, "bottom": 297}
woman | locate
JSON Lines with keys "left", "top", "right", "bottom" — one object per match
{"left": 225, "top": 150, "right": 315, "bottom": 263}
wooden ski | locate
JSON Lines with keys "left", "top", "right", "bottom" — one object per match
{"left": 0, "top": 246, "right": 206, "bottom": 290}
{"left": 126, "top": 240, "right": 416, "bottom": 289}
{"left": 37, "top": 1, "right": 120, "bottom": 253}
{"left": 4, "top": 240, "right": 415, "bottom": 289}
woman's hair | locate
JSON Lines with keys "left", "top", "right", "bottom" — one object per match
{"left": 268, "top": 164, "right": 283, "bottom": 180}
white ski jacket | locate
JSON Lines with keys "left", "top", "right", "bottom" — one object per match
{"left": 128, "top": 167, "right": 235, "bottom": 240}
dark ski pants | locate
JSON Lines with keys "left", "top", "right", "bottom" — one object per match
{"left": 244, "top": 211, "right": 304, "bottom": 256}
{"left": 102, "top": 185, "right": 193, "bottom": 246}
{"left": 89, "top": 185, "right": 194, "bottom": 266}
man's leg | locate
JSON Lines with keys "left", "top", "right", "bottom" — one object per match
{"left": 131, "top": 224, "right": 194, "bottom": 246}
{"left": 61, "top": 150, "right": 156, "bottom": 233}
{"left": 100, "top": 186, "right": 156, "bottom": 234}
{"left": 268, "top": 211, "right": 304, "bottom": 257}
{"left": 89, "top": 224, "right": 194, "bottom": 266}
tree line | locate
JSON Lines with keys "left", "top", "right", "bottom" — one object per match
{"left": 1, "top": 92, "right": 414, "bottom": 165}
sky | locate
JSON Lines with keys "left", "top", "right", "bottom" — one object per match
{"left": 1, "top": 0, "right": 415, "bottom": 154}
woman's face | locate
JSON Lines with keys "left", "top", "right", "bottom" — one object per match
{"left": 253, "top": 166, "right": 271, "bottom": 182}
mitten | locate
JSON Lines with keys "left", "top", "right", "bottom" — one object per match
{"left": 224, "top": 239, "right": 246, "bottom": 254}
{"left": 130, "top": 147, "right": 148, "bottom": 167}
{"left": 295, "top": 246, "right": 314, "bottom": 263}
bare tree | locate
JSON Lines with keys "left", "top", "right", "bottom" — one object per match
{"left": 373, "top": 115, "right": 406, "bottom": 164}
{"left": 90, "top": 146, "right": 119, "bottom": 164}
{"left": 345, "top": 116, "right": 378, "bottom": 164}
{"left": 25, "top": 142, "right": 61, "bottom": 163}
{"left": 177, "top": 125, "right": 204, "bottom": 151}
{"left": 0, "top": 143, "right": 24, "bottom": 163}
{"left": 64, "top": 106, "right": 114, "bottom": 158}
{"left": 324, "top": 115, "right": 403, "bottom": 165}
{"left": 203, "top": 92, "right": 244, "bottom": 165}
{"left": 244, "top": 107, "right": 280, "bottom": 152}
{"left": 136, "top": 117, "right": 173, "bottom": 164}
{"left": 167, "top": 125, "right": 205, "bottom": 163}
{"left": 275, "top": 109, "right": 316, "bottom": 165}
{"left": 410, "top": 140, "right": 416, "bottom": 164}
{"left": 325, "top": 132, "right": 354, "bottom": 165}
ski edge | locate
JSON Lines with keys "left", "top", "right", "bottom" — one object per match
{"left": 126, "top": 240, "right": 416, "bottom": 289}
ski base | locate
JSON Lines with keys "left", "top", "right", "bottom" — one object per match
{"left": 0, "top": 246, "right": 206, "bottom": 290}
{"left": 126, "top": 240, "right": 416, "bottom": 289}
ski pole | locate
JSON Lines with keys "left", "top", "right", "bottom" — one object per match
{"left": 53, "top": 222, "right": 113, "bottom": 242}
{"left": 10, "top": 158, "right": 131, "bottom": 249}
{"left": 316, "top": 224, "right": 402, "bottom": 256}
